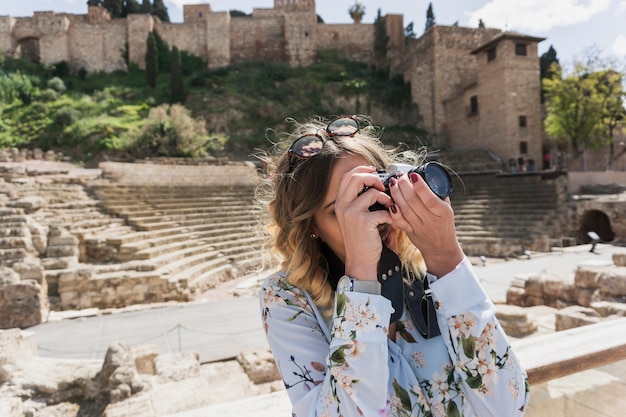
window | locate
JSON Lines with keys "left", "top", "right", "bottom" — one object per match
{"left": 198, "top": 12, "right": 203, "bottom": 18}
{"left": 515, "top": 43, "right": 527, "bottom": 56}
{"left": 520, "top": 141, "right": 528, "bottom": 154}
{"left": 469, "top": 95, "right": 478, "bottom": 115}
{"left": 519, "top": 115, "right": 527, "bottom": 127}
{"left": 487, "top": 47, "right": 496, "bottom": 62}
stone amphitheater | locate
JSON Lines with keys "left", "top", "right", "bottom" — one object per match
{"left": 1, "top": 148, "right": 625, "bottom": 417}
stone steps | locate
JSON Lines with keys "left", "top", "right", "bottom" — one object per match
{"left": 117, "top": 221, "right": 257, "bottom": 255}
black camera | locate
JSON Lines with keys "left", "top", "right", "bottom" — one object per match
{"left": 369, "top": 162, "right": 453, "bottom": 211}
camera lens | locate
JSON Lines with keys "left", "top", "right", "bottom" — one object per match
{"left": 414, "top": 162, "right": 453, "bottom": 199}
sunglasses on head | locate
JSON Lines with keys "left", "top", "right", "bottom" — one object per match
{"left": 287, "top": 116, "right": 360, "bottom": 171}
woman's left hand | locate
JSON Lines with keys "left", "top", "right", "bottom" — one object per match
{"left": 387, "top": 172, "right": 464, "bottom": 277}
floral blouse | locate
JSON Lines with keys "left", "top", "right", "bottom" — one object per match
{"left": 260, "top": 257, "right": 530, "bottom": 417}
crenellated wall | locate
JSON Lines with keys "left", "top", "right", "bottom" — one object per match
{"left": 0, "top": 4, "right": 404, "bottom": 72}
{"left": 0, "top": 2, "right": 548, "bottom": 166}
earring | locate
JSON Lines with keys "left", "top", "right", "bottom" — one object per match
{"left": 310, "top": 233, "right": 318, "bottom": 239}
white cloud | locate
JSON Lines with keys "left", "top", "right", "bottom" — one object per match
{"left": 610, "top": 34, "right": 626, "bottom": 56}
{"left": 466, "top": 0, "right": 611, "bottom": 33}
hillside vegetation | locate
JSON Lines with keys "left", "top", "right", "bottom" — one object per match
{"left": 0, "top": 50, "right": 424, "bottom": 163}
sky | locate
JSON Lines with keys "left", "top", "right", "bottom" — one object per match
{"left": 3, "top": 0, "right": 626, "bottom": 66}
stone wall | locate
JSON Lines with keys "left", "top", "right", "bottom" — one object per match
{"left": 98, "top": 161, "right": 260, "bottom": 186}
{"left": 0, "top": 4, "right": 551, "bottom": 166}
{"left": 402, "top": 26, "right": 502, "bottom": 149}
{"left": 0, "top": 4, "right": 403, "bottom": 72}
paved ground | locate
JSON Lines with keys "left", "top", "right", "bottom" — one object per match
{"left": 30, "top": 243, "right": 623, "bottom": 364}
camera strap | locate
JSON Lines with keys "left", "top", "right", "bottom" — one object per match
{"left": 324, "top": 243, "right": 440, "bottom": 338}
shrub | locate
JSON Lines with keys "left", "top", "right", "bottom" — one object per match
{"left": 126, "top": 103, "right": 209, "bottom": 158}
{"left": 47, "top": 76, "right": 66, "bottom": 93}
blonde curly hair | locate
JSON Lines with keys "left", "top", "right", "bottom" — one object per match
{"left": 256, "top": 116, "right": 426, "bottom": 315}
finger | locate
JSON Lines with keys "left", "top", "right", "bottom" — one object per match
{"left": 336, "top": 170, "right": 386, "bottom": 208}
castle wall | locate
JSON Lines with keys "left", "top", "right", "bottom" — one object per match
{"left": 317, "top": 23, "right": 374, "bottom": 63}
{"left": 230, "top": 14, "right": 287, "bottom": 64}
{"left": 284, "top": 11, "right": 317, "bottom": 66}
{"left": 67, "top": 15, "right": 127, "bottom": 73}
{"left": 127, "top": 14, "right": 153, "bottom": 70}
{"left": 0, "top": 16, "right": 16, "bottom": 56}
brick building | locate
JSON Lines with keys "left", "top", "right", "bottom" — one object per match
{"left": 0, "top": 0, "right": 545, "bottom": 166}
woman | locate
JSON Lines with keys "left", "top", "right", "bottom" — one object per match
{"left": 258, "top": 116, "right": 529, "bottom": 417}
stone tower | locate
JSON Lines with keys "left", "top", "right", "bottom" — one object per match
{"left": 469, "top": 32, "right": 545, "bottom": 167}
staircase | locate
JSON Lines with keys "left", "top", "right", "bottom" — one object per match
{"left": 450, "top": 171, "right": 569, "bottom": 257}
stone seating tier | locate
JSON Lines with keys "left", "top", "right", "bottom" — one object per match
{"left": 449, "top": 172, "right": 568, "bottom": 256}
{"left": 43, "top": 181, "right": 267, "bottom": 310}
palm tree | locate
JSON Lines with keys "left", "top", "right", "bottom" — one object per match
{"left": 349, "top": 2, "right": 365, "bottom": 24}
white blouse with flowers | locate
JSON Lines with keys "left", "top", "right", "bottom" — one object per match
{"left": 260, "top": 257, "right": 530, "bottom": 417}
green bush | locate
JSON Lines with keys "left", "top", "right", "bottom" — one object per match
{"left": 126, "top": 104, "right": 209, "bottom": 158}
{"left": 47, "top": 76, "right": 66, "bottom": 93}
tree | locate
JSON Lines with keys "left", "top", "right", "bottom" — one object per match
{"left": 170, "top": 46, "right": 185, "bottom": 104}
{"left": 348, "top": 2, "right": 365, "bottom": 24}
{"left": 425, "top": 3, "right": 435, "bottom": 31}
{"left": 87, "top": 0, "right": 101, "bottom": 6}
{"left": 404, "top": 22, "right": 416, "bottom": 41}
{"left": 145, "top": 31, "right": 158, "bottom": 88}
{"left": 596, "top": 70, "right": 626, "bottom": 167}
{"left": 152, "top": 0, "right": 170, "bottom": 22}
{"left": 373, "top": 8, "right": 389, "bottom": 71}
{"left": 102, "top": 0, "right": 123, "bottom": 18}
{"left": 543, "top": 60, "right": 626, "bottom": 169}
{"left": 153, "top": 31, "right": 171, "bottom": 72}
{"left": 140, "top": 0, "right": 152, "bottom": 14}
{"left": 540, "top": 45, "right": 560, "bottom": 80}
{"left": 540, "top": 45, "right": 561, "bottom": 103}
{"left": 122, "top": 0, "right": 140, "bottom": 17}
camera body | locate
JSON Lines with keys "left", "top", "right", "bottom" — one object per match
{"left": 369, "top": 162, "right": 453, "bottom": 211}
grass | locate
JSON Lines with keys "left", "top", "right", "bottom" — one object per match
{"left": 0, "top": 52, "right": 419, "bottom": 160}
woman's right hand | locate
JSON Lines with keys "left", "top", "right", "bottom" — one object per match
{"left": 333, "top": 165, "right": 393, "bottom": 281}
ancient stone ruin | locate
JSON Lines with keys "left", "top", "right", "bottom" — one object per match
{"left": 0, "top": 328, "right": 282, "bottom": 417}
{"left": 506, "top": 253, "right": 626, "bottom": 331}
{"left": 1, "top": 149, "right": 625, "bottom": 416}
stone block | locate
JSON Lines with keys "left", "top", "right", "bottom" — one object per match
{"left": 155, "top": 352, "right": 200, "bottom": 382}
{"left": 524, "top": 274, "right": 544, "bottom": 297}
{"left": 0, "top": 266, "right": 20, "bottom": 285}
{"left": 41, "top": 256, "right": 78, "bottom": 270}
{"left": 237, "top": 349, "right": 281, "bottom": 384}
{"left": 0, "top": 280, "right": 49, "bottom": 329}
{"left": 591, "top": 301, "right": 626, "bottom": 317}
{"left": 613, "top": 253, "right": 626, "bottom": 267}
{"left": 46, "top": 245, "right": 79, "bottom": 258}
{"left": 574, "top": 266, "right": 603, "bottom": 288}
{"left": 506, "top": 286, "right": 526, "bottom": 306}
{"left": 495, "top": 304, "right": 538, "bottom": 338}
{"left": 574, "top": 288, "right": 594, "bottom": 307}
{"left": 48, "top": 234, "right": 79, "bottom": 247}
{"left": 9, "top": 196, "right": 47, "bottom": 214}
{"left": 595, "top": 267, "right": 626, "bottom": 297}
{"left": 555, "top": 306, "right": 601, "bottom": 331}
{"left": 132, "top": 344, "right": 159, "bottom": 375}
{"left": 12, "top": 260, "right": 45, "bottom": 283}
